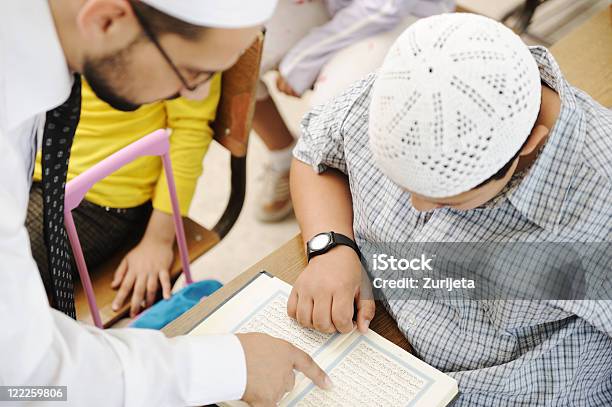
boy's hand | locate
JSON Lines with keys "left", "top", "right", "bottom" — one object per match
{"left": 276, "top": 75, "right": 300, "bottom": 97}
{"left": 238, "top": 332, "right": 332, "bottom": 407}
{"left": 111, "top": 237, "right": 174, "bottom": 317}
{"left": 287, "top": 246, "right": 375, "bottom": 334}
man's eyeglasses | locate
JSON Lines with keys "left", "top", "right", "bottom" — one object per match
{"left": 132, "top": 8, "right": 212, "bottom": 92}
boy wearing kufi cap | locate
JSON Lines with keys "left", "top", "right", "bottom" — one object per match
{"left": 289, "top": 12, "right": 612, "bottom": 405}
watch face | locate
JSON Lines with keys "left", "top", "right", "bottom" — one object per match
{"left": 309, "top": 233, "right": 332, "bottom": 251}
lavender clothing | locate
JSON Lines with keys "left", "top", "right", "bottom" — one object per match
{"left": 279, "top": 0, "right": 454, "bottom": 94}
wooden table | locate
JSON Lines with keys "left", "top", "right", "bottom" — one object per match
{"left": 163, "top": 234, "right": 412, "bottom": 353}
{"left": 550, "top": 6, "right": 612, "bottom": 107}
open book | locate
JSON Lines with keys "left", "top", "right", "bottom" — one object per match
{"left": 189, "top": 272, "right": 458, "bottom": 406}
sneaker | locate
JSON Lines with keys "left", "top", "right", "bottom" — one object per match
{"left": 255, "top": 164, "right": 293, "bottom": 222}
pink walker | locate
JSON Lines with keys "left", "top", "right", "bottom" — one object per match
{"left": 63, "top": 129, "right": 193, "bottom": 328}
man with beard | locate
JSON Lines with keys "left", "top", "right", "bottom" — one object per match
{"left": 0, "top": 1, "right": 331, "bottom": 406}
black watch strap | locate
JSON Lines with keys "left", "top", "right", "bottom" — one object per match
{"left": 331, "top": 232, "right": 361, "bottom": 257}
{"left": 307, "top": 232, "right": 361, "bottom": 262}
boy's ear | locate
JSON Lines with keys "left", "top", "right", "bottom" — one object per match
{"left": 519, "top": 124, "right": 549, "bottom": 157}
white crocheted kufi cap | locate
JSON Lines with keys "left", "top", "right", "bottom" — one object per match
{"left": 369, "top": 13, "right": 541, "bottom": 198}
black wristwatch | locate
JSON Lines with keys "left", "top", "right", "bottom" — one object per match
{"left": 306, "top": 232, "right": 361, "bottom": 262}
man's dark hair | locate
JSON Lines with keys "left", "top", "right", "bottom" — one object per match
{"left": 476, "top": 138, "right": 527, "bottom": 188}
{"left": 129, "top": 0, "right": 206, "bottom": 40}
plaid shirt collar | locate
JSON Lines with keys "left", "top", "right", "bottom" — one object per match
{"left": 506, "top": 47, "right": 585, "bottom": 232}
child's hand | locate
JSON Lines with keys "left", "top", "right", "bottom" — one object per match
{"left": 276, "top": 75, "right": 300, "bottom": 97}
{"left": 110, "top": 237, "right": 174, "bottom": 317}
{"left": 287, "top": 246, "right": 375, "bottom": 334}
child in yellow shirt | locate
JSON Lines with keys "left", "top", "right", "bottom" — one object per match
{"left": 27, "top": 74, "right": 221, "bottom": 317}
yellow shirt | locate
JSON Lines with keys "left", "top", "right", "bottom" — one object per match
{"left": 34, "top": 74, "right": 221, "bottom": 215}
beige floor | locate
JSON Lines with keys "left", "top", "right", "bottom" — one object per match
{"left": 177, "top": 0, "right": 609, "bottom": 290}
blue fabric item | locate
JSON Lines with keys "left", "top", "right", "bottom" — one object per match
{"left": 130, "top": 279, "right": 222, "bottom": 330}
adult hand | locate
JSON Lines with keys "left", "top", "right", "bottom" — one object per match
{"left": 237, "top": 332, "right": 332, "bottom": 407}
{"left": 111, "top": 236, "right": 173, "bottom": 317}
{"left": 276, "top": 75, "right": 300, "bottom": 97}
{"left": 287, "top": 246, "right": 375, "bottom": 334}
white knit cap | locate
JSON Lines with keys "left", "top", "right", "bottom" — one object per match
{"left": 141, "top": 0, "right": 277, "bottom": 29}
{"left": 369, "top": 13, "right": 541, "bottom": 198}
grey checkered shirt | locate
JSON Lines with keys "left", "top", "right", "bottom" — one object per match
{"left": 294, "top": 46, "right": 612, "bottom": 406}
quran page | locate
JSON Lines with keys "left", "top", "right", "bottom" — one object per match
{"left": 189, "top": 272, "right": 457, "bottom": 407}
{"left": 283, "top": 329, "right": 457, "bottom": 407}
{"left": 189, "top": 273, "right": 349, "bottom": 358}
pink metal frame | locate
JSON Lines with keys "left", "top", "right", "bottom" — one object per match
{"left": 64, "top": 129, "right": 193, "bottom": 328}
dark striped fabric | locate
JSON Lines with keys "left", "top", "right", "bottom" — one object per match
{"left": 27, "top": 182, "right": 152, "bottom": 300}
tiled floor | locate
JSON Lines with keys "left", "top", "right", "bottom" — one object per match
{"left": 177, "top": 0, "right": 609, "bottom": 290}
